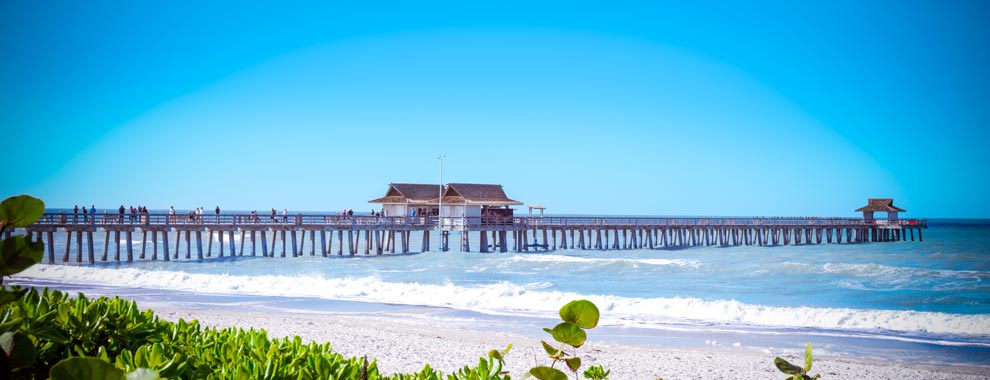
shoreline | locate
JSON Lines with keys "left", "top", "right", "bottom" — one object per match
{"left": 12, "top": 281, "right": 990, "bottom": 374}
{"left": 148, "top": 307, "right": 990, "bottom": 380}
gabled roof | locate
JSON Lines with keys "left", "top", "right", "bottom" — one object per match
{"left": 442, "top": 183, "right": 522, "bottom": 206}
{"left": 369, "top": 183, "right": 443, "bottom": 204}
{"left": 855, "top": 198, "right": 906, "bottom": 213}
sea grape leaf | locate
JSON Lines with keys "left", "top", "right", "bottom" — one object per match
{"left": 0, "top": 331, "right": 36, "bottom": 368}
{"left": 804, "top": 343, "right": 813, "bottom": 372}
{"left": 50, "top": 357, "right": 127, "bottom": 380}
{"left": 565, "top": 357, "right": 581, "bottom": 372}
{"left": 774, "top": 357, "right": 804, "bottom": 375}
{"left": 548, "top": 322, "right": 587, "bottom": 347}
{"left": 0, "top": 235, "right": 44, "bottom": 276}
{"left": 0, "top": 195, "right": 44, "bottom": 228}
{"left": 559, "top": 300, "right": 599, "bottom": 329}
{"left": 541, "top": 340, "right": 562, "bottom": 357}
{"left": 530, "top": 366, "right": 567, "bottom": 380}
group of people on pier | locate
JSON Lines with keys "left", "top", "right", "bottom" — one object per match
{"left": 71, "top": 205, "right": 96, "bottom": 223}
{"left": 66, "top": 204, "right": 151, "bottom": 224}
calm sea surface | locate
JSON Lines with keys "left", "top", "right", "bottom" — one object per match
{"left": 11, "top": 215, "right": 990, "bottom": 365}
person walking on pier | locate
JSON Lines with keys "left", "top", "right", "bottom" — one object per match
{"left": 73, "top": 205, "right": 79, "bottom": 223}
{"left": 90, "top": 205, "right": 95, "bottom": 221}
{"left": 282, "top": 208, "right": 288, "bottom": 223}
{"left": 81, "top": 204, "right": 87, "bottom": 223}
{"left": 215, "top": 206, "right": 220, "bottom": 224}
{"left": 118, "top": 205, "right": 125, "bottom": 224}
{"left": 271, "top": 208, "right": 277, "bottom": 223}
{"left": 169, "top": 206, "right": 175, "bottom": 223}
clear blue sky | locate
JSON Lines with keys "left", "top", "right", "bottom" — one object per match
{"left": 2, "top": 1, "right": 987, "bottom": 218}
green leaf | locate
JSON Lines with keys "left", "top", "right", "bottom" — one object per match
{"left": 804, "top": 343, "right": 813, "bottom": 372}
{"left": 530, "top": 366, "right": 568, "bottom": 380}
{"left": 501, "top": 343, "right": 512, "bottom": 357}
{"left": 0, "top": 235, "right": 44, "bottom": 276}
{"left": 0, "top": 331, "right": 36, "bottom": 368}
{"left": 582, "top": 365, "right": 610, "bottom": 380}
{"left": 548, "top": 322, "right": 587, "bottom": 347}
{"left": 0, "top": 195, "right": 44, "bottom": 228}
{"left": 541, "top": 340, "right": 561, "bottom": 357}
{"left": 0, "top": 287, "right": 27, "bottom": 306}
{"left": 565, "top": 357, "right": 582, "bottom": 372}
{"left": 559, "top": 300, "right": 600, "bottom": 329}
{"left": 773, "top": 357, "right": 804, "bottom": 375}
{"left": 50, "top": 357, "right": 127, "bottom": 380}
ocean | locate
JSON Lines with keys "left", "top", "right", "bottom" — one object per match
{"left": 10, "top": 216, "right": 990, "bottom": 366}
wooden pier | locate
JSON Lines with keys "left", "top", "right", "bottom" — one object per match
{"left": 17, "top": 213, "right": 927, "bottom": 264}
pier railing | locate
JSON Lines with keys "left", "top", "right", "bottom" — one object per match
{"left": 32, "top": 213, "right": 927, "bottom": 229}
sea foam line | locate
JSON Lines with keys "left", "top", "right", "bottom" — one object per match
{"left": 18, "top": 264, "right": 990, "bottom": 338}
{"left": 504, "top": 254, "right": 701, "bottom": 268}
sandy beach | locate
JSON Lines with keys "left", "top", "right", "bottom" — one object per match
{"left": 150, "top": 307, "right": 989, "bottom": 380}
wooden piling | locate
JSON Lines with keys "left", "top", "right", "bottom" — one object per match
{"left": 76, "top": 230, "right": 84, "bottom": 263}
{"left": 162, "top": 230, "right": 170, "bottom": 262}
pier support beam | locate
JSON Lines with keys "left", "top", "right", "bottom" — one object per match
{"left": 261, "top": 231, "right": 269, "bottom": 257}
{"left": 151, "top": 231, "right": 158, "bottom": 261}
{"left": 162, "top": 230, "right": 170, "bottom": 262}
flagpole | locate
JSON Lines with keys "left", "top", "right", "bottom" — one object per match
{"left": 438, "top": 154, "right": 445, "bottom": 233}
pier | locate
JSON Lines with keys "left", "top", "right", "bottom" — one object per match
{"left": 18, "top": 213, "right": 927, "bottom": 264}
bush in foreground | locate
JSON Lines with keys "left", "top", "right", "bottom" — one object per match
{"left": 1, "top": 287, "right": 509, "bottom": 380}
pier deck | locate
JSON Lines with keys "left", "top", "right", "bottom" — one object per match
{"left": 17, "top": 214, "right": 927, "bottom": 264}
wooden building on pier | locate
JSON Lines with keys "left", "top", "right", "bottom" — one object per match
{"left": 440, "top": 183, "right": 522, "bottom": 229}
{"left": 368, "top": 183, "right": 443, "bottom": 217}
{"left": 369, "top": 183, "right": 522, "bottom": 229}
{"left": 856, "top": 198, "right": 906, "bottom": 223}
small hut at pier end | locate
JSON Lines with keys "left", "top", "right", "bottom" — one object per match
{"left": 856, "top": 198, "right": 906, "bottom": 223}
{"left": 368, "top": 183, "right": 443, "bottom": 217}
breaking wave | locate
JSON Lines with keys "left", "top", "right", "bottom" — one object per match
{"left": 19, "top": 264, "right": 990, "bottom": 337}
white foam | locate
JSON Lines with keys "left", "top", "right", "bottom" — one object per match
{"left": 822, "top": 262, "right": 990, "bottom": 280}
{"left": 507, "top": 254, "right": 701, "bottom": 268}
{"left": 17, "top": 264, "right": 990, "bottom": 337}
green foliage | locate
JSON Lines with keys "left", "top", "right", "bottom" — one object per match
{"left": 543, "top": 323, "right": 586, "bottom": 348}
{"left": 1, "top": 331, "right": 36, "bottom": 370}
{"left": 0, "top": 236, "right": 44, "bottom": 278}
{"left": 529, "top": 366, "right": 567, "bottom": 380}
{"left": 773, "top": 343, "right": 821, "bottom": 380}
{"left": 530, "top": 300, "right": 607, "bottom": 380}
{"left": 0, "top": 195, "right": 45, "bottom": 228}
{"left": 50, "top": 357, "right": 128, "bottom": 380}
{"left": 0, "top": 287, "right": 513, "bottom": 380}
{"left": 581, "top": 365, "right": 609, "bottom": 380}
{"left": 0, "top": 194, "right": 46, "bottom": 374}
{"left": 50, "top": 357, "right": 158, "bottom": 380}
{"left": 558, "top": 300, "right": 599, "bottom": 329}
{"left": 448, "top": 348, "right": 511, "bottom": 380}
{"left": 0, "top": 194, "right": 45, "bottom": 287}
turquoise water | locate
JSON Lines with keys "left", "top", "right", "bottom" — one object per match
{"left": 11, "top": 218, "right": 990, "bottom": 365}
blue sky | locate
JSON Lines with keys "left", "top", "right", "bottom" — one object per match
{"left": 1, "top": 1, "right": 987, "bottom": 217}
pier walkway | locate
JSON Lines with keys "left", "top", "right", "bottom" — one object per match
{"left": 17, "top": 214, "right": 927, "bottom": 264}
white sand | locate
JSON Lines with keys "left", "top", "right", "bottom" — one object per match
{"left": 151, "top": 308, "right": 989, "bottom": 380}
